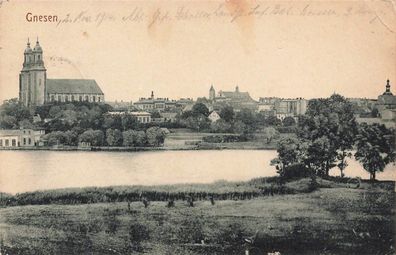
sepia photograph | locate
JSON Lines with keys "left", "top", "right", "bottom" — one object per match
{"left": 0, "top": 0, "right": 395, "bottom": 254}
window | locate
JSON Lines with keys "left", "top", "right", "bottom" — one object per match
{"left": 38, "top": 55, "right": 41, "bottom": 60}
{"left": 98, "top": 97, "right": 101, "bottom": 102}
{"left": 0, "top": 140, "right": 2, "bottom": 146}
{"left": 51, "top": 95, "right": 55, "bottom": 102}
{"left": 58, "top": 95, "right": 61, "bottom": 101}
{"left": 85, "top": 96, "right": 89, "bottom": 101}
{"left": 5, "top": 140, "right": 9, "bottom": 146}
{"left": 65, "top": 95, "right": 69, "bottom": 102}
{"left": 79, "top": 96, "right": 83, "bottom": 102}
{"left": 93, "top": 96, "right": 96, "bottom": 102}
{"left": 23, "top": 138, "right": 26, "bottom": 145}
{"left": 71, "top": 95, "right": 74, "bottom": 101}
{"left": 28, "top": 138, "right": 32, "bottom": 145}
{"left": 12, "top": 139, "right": 16, "bottom": 147}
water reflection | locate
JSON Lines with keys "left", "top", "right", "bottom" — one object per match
{"left": 0, "top": 150, "right": 394, "bottom": 194}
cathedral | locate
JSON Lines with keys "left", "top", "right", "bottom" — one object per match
{"left": 19, "top": 39, "right": 104, "bottom": 107}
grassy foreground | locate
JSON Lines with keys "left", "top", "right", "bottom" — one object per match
{"left": 0, "top": 178, "right": 394, "bottom": 255}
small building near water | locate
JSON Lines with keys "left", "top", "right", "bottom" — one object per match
{"left": 0, "top": 129, "right": 45, "bottom": 148}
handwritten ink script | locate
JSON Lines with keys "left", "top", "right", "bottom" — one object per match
{"left": 49, "top": 3, "right": 391, "bottom": 31}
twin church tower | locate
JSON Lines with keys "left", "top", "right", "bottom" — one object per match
{"left": 19, "top": 38, "right": 46, "bottom": 106}
{"left": 19, "top": 38, "right": 104, "bottom": 107}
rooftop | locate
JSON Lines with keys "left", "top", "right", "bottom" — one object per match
{"left": 46, "top": 79, "right": 104, "bottom": 95}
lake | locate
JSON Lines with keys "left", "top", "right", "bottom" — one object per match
{"left": 0, "top": 150, "right": 394, "bottom": 194}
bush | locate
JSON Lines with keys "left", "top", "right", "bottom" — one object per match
{"left": 277, "top": 126, "right": 297, "bottom": 133}
{"left": 279, "top": 163, "right": 311, "bottom": 180}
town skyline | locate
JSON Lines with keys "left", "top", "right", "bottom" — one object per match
{"left": 0, "top": 1, "right": 395, "bottom": 103}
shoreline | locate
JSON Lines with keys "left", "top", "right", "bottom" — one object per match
{"left": 0, "top": 144, "right": 278, "bottom": 152}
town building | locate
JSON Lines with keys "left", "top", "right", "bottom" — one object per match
{"left": 208, "top": 111, "right": 221, "bottom": 122}
{"left": 19, "top": 38, "right": 104, "bottom": 107}
{"left": 209, "top": 86, "right": 258, "bottom": 112}
{"left": 0, "top": 129, "right": 45, "bottom": 148}
{"left": 134, "top": 91, "right": 177, "bottom": 112}
{"left": 134, "top": 92, "right": 194, "bottom": 113}
{"left": 258, "top": 97, "right": 307, "bottom": 119}
{"left": 130, "top": 112, "right": 151, "bottom": 123}
{"left": 274, "top": 98, "right": 307, "bottom": 120}
{"left": 376, "top": 80, "right": 396, "bottom": 112}
{"left": 107, "top": 111, "right": 152, "bottom": 124}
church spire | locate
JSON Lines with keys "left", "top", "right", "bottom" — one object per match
{"left": 383, "top": 79, "right": 393, "bottom": 96}
{"left": 33, "top": 36, "right": 42, "bottom": 52}
{"left": 386, "top": 79, "right": 390, "bottom": 93}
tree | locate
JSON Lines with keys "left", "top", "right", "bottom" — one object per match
{"left": 151, "top": 111, "right": 161, "bottom": 118}
{"left": 60, "top": 110, "right": 78, "bottom": 126}
{"left": 106, "top": 128, "right": 123, "bottom": 146}
{"left": 271, "top": 137, "right": 301, "bottom": 174}
{"left": 0, "top": 115, "right": 17, "bottom": 129}
{"left": 282, "top": 116, "right": 296, "bottom": 127}
{"left": 102, "top": 115, "right": 115, "bottom": 130}
{"left": 121, "top": 114, "right": 138, "bottom": 131}
{"left": 146, "top": 127, "right": 165, "bottom": 146}
{"left": 135, "top": 131, "right": 147, "bottom": 146}
{"left": 64, "top": 130, "right": 78, "bottom": 146}
{"left": 219, "top": 105, "right": 234, "bottom": 122}
{"left": 43, "top": 131, "right": 67, "bottom": 146}
{"left": 265, "top": 115, "right": 281, "bottom": 126}
{"left": 336, "top": 151, "right": 351, "bottom": 178}
{"left": 304, "top": 136, "right": 335, "bottom": 176}
{"left": 235, "top": 108, "right": 256, "bottom": 126}
{"left": 191, "top": 103, "right": 209, "bottom": 117}
{"left": 78, "top": 129, "right": 104, "bottom": 146}
{"left": 263, "top": 127, "right": 279, "bottom": 144}
{"left": 183, "top": 115, "right": 211, "bottom": 132}
{"left": 371, "top": 108, "right": 379, "bottom": 118}
{"left": 49, "top": 105, "right": 62, "bottom": 118}
{"left": 20, "top": 119, "right": 36, "bottom": 129}
{"left": 354, "top": 123, "right": 395, "bottom": 180}
{"left": 233, "top": 120, "right": 248, "bottom": 134}
{"left": 297, "top": 94, "right": 358, "bottom": 176}
{"left": 123, "top": 130, "right": 137, "bottom": 147}
{"left": 211, "top": 119, "right": 232, "bottom": 133}
{"left": 0, "top": 98, "right": 32, "bottom": 129}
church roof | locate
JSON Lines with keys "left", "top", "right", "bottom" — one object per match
{"left": 219, "top": 91, "right": 256, "bottom": 102}
{"left": 46, "top": 79, "right": 104, "bottom": 95}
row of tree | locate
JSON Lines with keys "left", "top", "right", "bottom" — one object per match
{"left": 178, "top": 103, "right": 296, "bottom": 134}
{"left": 43, "top": 127, "right": 166, "bottom": 147}
{"left": 272, "top": 94, "right": 395, "bottom": 180}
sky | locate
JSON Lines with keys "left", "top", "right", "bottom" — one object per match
{"left": 0, "top": 0, "right": 395, "bottom": 103}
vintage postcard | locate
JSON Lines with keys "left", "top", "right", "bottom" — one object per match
{"left": 0, "top": 0, "right": 395, "bottom": 254}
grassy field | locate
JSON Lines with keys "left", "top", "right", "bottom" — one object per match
{"left": 0, "top": 180, "right": 394, "bottom": 255}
